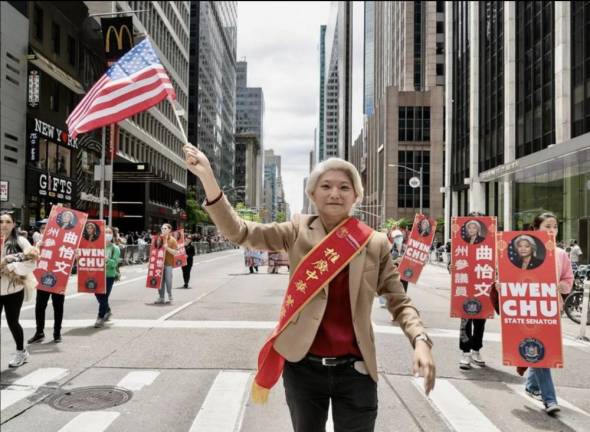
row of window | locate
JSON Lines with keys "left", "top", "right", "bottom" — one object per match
{"left": 399, "top": 106, "right": 430, "bottom": 142}
{"left": 397, "top": 150, "right": 430, "bottom": 209}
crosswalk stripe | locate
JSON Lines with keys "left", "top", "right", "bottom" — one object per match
{"left": 413, "top": 377, "right": 501, "bottom": 432}
{"left": 57, "top": 411, "right": 120, "bottom": 432}
{"left": 1, "top": 368, "right": 68, "bottom": 411}
{"left": 188, "top": 371, "right": 251, "bottom": 432}
{"left": 505, "top": 383, "right": 590, "bottom": 431}
{"left": 116, "top": 371, "right": 160, "bottom": 391}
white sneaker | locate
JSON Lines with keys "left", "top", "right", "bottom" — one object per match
{"left": 94, "top": 318, "right": 104, "bottom": 328}
{"left": 154, "top": 298, "right": 165, "bottom": 304}
{"left": 459, "top": 352, "right": 472, "bottom": 370}
{"left": 167, "top": 296, "right": 173, "bottom": 303}
{"left": 471, "top": 350, "right": 485, "bottom": 366}
{"left": 545, "top": 403, "right": 561, "bottom": 414}
{"left": 9, "top": 350, "right": 29, "bottom": 368}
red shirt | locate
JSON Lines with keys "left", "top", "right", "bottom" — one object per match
{"left": 308, "top": 266, "right": 363, "bottom": 358}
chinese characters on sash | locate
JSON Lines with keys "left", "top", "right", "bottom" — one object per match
{"left": 77, "top": 220, "right": 106, "bottom": 294}
{"left": 146, "top": 235, "right": 165, "bottom": 289}
{"left": 450, "top": 216, "right": 496, "bottom": 319}
{"left": 34, "top": 206, "right": 88, "bottom": 294}
{"left": 172, "top": 229, "right": 187, "bottom": 268}
{"left": 398, "top": 214, "right": 437, "bottom": 283}
{"left": 497, "top": 231, "right": 563, "bottom": 368}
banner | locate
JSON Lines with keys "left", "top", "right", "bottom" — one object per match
{"left": 497, "top": 231, "right": 563, "bottom": 368}
{"left": 34, "top": 206, "right": 88, "bottom": 294}
{"left": 77, "top": 220, "right": 106, "bottom": 294}
{"left": 450, "top": 216, "right": 496, "bottom": 319}
{"left": 146, "top": 235, "right": 165, "bottom": 289}
{"left": 398, "top": 214, "right": 437, "bottom": 283}
{"left": 172, "top": 229, "right": 187, "bottom": 268}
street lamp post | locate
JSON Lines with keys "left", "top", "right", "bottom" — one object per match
{"left": 388, "top": 164, "right": 423, "bottom": 214}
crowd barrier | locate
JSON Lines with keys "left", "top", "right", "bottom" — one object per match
{"left": 117, "top": 241, "right": 237, "bottom": 266}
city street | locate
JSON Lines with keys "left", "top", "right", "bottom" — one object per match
{"left": 1, "top": 250, "right": 589, "bottom": 432}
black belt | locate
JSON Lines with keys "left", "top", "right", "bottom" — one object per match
{"left": 304, "top": 354, "right": 360, "bottom": 367}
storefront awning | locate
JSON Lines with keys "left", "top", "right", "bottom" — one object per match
{"left": 29, "top": 49, "right": 86, "bottom": 95}
{"left": 479, "top": 134, "right": 590, "bottom": 183}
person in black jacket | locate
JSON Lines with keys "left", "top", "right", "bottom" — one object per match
{"left": 182, "top": 235, "right": 196, "bottom": 288}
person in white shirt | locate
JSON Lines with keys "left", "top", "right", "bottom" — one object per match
{"left": 569, "top": 241, "right": 583, "bottom": 270}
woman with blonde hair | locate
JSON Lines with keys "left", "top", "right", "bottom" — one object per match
{"left": 184, "top": 144, "right": 435, "bottom": 432}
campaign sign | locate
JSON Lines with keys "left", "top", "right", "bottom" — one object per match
{"left": 497, "top": 231, "right": 563, "bottom": 368}
{"left": 172, "top": 229, "right": 187, "bottom": 268}
{"left": 146, "top": 235, "right": 165, "bottom": 289}
{"left": 450, "top": 216, "right": 496, "bottom": 319}
{"left": 77, "top": 220, "right": 106, "bottom": 294}
{"left": 398, "top": 214, "right": 437, "bottom": 283}
{"left": 34, "top": 206, "right": 88, "bottom": 294}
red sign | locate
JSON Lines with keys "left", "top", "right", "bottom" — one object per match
{"left": 77, "top": 220, "right": 106, "bottom": 294}
{"left": 398, "top": 214, "right": 437, "bottom": 283}
{"left": 34, "top": 206, "right": 88, "bottom": 294}
{"left": 172, "top": 229, "right": 187, "bottom": 268}
{"left": 146, "top": 235, "right": 165, "bottom": 289}
{"left": 450, "top": 217, "right": 496, "bottom": 319}
{"left": 497, "top": 231, "right": 563, "bottom": 368}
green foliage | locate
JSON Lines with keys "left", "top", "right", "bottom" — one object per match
{"left": 275, "top": 211, "right": 286, "bottom": 223}
{"left": 235, "top": 202, "right": 262, "bottom": 222}
{"left": 382, "top": 217, "right": 412, "bottom": 231}
{"left": 186, "top": 187, "right": 211, "bottom": 228}
{"left": 436, "top": 217, "right": 444, "bottom": 233}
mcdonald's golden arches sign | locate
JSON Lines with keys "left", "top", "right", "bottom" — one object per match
{"left": 101, "top": 17, "right": 134, "bottom": 62}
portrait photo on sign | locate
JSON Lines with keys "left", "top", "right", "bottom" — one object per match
{"left": 82, "top": 222, "right": 100, "bottom": 242}
{"left": 508, "top": 234, "right": 546, "bottom": 270}
{"left": 56, "top": 210, "right": 77, "bottom": 229}
{"left": 461, "top": 220, "right": 487, "bottom": 244}
{"left": 154, "top": 237, "right": 164, "bottom": 249}
{"left": 417, "top": 218, "right": 432, "bottom": 237}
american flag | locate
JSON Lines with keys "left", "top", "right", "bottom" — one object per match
{"left": 67, "top": 38, "right": 176, "bottom": 139}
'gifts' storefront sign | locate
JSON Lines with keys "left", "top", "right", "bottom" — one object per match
{"left": 27, "top": 168, "right": 75, "bottom": 202}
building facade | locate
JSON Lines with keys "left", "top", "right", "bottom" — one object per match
{"left": 323, "top": 2, "right": 352, "bottom": 161}
{"left": 350, "top": 1, "right": 446, "bottom": 228}
{"left": 317, "top": 25, "right": 327, "bottom": 162}
{"left": 235, "top": 61, "right": 264, "bottom": 209}
{"left": 444, "top": 1, "right": 589, "bottom": 262}
{"left": 263, "top": 149, "right": 286, "bottom": 222}
{"left": 234, "top": 132, "right": 259, "bottom": 208}
{"left": 188, "top": 1, "right": 237, "bottom": 198}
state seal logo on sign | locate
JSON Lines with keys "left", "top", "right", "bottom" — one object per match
{"left": 150, "top": 277, "right": 158, "bottom": 287}
{"left": 519, "top": 338, "right": 545, "bottom": 363}
{"left": 85, "top": 278, "right": 97, "bottom": 291}
{"left": 40, "top": 272, "right": 57, "bottom": 288}
{"left": 403, "top": 268, "right": 414, "bottom": 279}
{"left": 463, "top": 298, "right": 482, "bottom": 315}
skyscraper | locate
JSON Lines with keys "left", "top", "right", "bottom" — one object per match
{"left": 444, "top": 2, "right": 589, "bottom": 257}
{"left": 188, "top": 1, "right": 237, "bottom": 195}
{"left": 350, "top": 1, "right": 445, "bottom": 228}
{"left": 317, "top": 25, "right": 326, "bottom": 162}
{"left": 235, "top": 61, "right": 264, "bottom": 209}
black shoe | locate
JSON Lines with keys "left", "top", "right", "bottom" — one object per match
{"left": 183, "top": 284, "right": 188, "bottom": 288}
{"left": 53, "top": 335, "right": 62, "bottom": 343}
{"left": 27, "top": 333, "right": 45, "bottom": 344}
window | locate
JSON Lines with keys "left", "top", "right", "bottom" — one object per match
{"left": 399, "top": 107, "right": 430, "bottom": 142}
{"left": 50, "top": 81, "right": 60, "bottom": 112}
{"left": 67, "top": 36, "right": 76, "bottom": 66}
{"left": 34, "top": 5, "right": 44, "bottom": 41}
{"left": 571, "top": 2, "right": 590, "bottom": 137}
{"left": 52, "top": 22, "right": 61, "bottom": 54}
{"left": 397, "top": 151, "right": 430, "bottom": 209}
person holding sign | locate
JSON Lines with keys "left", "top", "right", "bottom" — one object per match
{"left": 184, "top": 144, "right": 435, "bottom": 432}
{"left": 523, "top": 212, "right": 574, "bottom": 414}
{"left": 94, "top": 227, "right": 120, "bottom": 328}
{"left": 154, "top": 223, "right": 178, "bottom": 304}
{"left": 1, "top": 211, "right": 38, "bottom": 367}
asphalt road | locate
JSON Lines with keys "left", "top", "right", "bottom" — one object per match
{"left": 2, "top": 249, "right": 589, "bottom": 432}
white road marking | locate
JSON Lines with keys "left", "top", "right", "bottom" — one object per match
{"left": 156, "top": 287, "right": 219, "bottom": 322}
{"left": 326, "top": 401, "right": 334, "bottom": 432}
{"left": 1, "top": 368, "right": 68, "bottom": 411}
{"left": 57, "top": 411, "right": 120, "bottom": 432}
{"left": 413, "top": 377, "right": 501, "bottom": 432}
{"left": 506, "top": 383, "right": 590, "bottom": 430}
{"left": 116, "top": 370, "right": 160, "bottom": 391}
{"left": 188, "top": 371, "right": 251, "bottom": 432}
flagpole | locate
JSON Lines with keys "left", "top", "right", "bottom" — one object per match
{"left": 99, "top": 126, "right": 106, "bottom": 220}
{"left": 108, "top": 124, "right": 114, "bottom": 227}
{"left": 170, "top": 98, "right": 190, "bottom": 146}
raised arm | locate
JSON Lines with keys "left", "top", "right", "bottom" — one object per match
{"left": 184, "top": 143, "right": 297, "bottom": 252}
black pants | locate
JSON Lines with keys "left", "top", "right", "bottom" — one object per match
{"left": 283, "top": 358, "right": 378, "bottom": 432}
{"left": 459, "top": 318, "right": 486, "bottom": 352}
{"left": 95, "top": 277, "right": 115, "bottom": 319}
{"left": 35, "top": 290, "right": 64, "bottom": 337}
{"left": 182, "top": 263, "right": 193, "bottom": 286}
{"left": 0, "top": 290, "right": 25, "bottom": 350}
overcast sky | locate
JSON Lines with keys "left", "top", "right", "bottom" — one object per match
{"left": 236, "top": 1, "right": 364, "bottom": 215}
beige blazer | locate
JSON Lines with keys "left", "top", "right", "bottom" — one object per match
{"left": 205, "top": 196, "right": 426, "bottom": 382}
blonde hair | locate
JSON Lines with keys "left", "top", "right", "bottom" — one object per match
{"left": 305, "top": 158, "right": 364, "bottom": 206}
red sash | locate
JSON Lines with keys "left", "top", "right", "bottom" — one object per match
{"left": 251, "top": 217, "right": 374, "bottom": 403}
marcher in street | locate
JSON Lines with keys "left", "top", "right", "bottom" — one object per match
{"left": 28, "top": 223, "right": 65, "bottom": 344}
{"left": 0, "top": 211, "right": 38, "bottom": 367}
{"left": 94, "top": 227, "right": 120, "bottom": 328}
{"left": 184, "top": 144, "right": 435, "bottom": 432}
{"left": 154, "top": 223, "right": 178, "bottom": 304}
{"left": 182, "top": 235, "right": 195, "bottom": 288}
{"left": 244, "top": 247, "right": 263, "bottom": 273}
{"left": 523, "top": 212, "right": 574, "bottom": 414}
{"left": 457, "top": 212, "right": 488, "bottom": 370}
